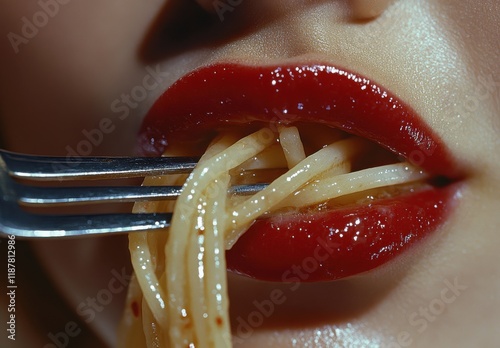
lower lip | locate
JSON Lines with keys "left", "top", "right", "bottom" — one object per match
{"left": 226, "top": 184, "right": 459, "bottom": 282}
{"left": 140, "top": 63, "right": 463, "bottom": 282}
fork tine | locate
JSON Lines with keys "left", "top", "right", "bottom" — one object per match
{"left": 16, "top": 183, "right": 268, "bottom": 205}
{"left": 0, "top": 149, "right": 198, "bottom": 181}
{"left": 0, "top": 208, "right": 172, "bottom": 238}
{"left": 16, "top": 184, "right": 183, "bottom": 205}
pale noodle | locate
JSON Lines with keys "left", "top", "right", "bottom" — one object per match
{"left": 118, "top": 125, "right": 429, "bottom": 347}
{"left": 278, "top": 125, "right": 306, "bottom": 167}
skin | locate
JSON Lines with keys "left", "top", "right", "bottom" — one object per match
{"left": 0, "top": 0, "right": 499, "bottom": 347}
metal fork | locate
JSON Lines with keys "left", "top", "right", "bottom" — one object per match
{"left": 0, "top": 149, "right": 266, "bottom": 238}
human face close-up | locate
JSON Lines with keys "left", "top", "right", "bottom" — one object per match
{"left": 1, "top": 0, "right": 499, "bottom": 347}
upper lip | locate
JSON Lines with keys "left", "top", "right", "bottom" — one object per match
{"left": 139, "top": 62, "right": 463, "bottom": 179}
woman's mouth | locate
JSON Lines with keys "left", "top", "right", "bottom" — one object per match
{"left": 138, "top": 63, "right": 465, "bottom": 282}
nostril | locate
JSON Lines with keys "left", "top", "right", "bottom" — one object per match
{"left": 351, "top": 0, "right": 395, "bottom": 20}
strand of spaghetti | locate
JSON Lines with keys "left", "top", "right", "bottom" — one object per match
{"left": 276, "top": 162, "right": 428, "bottom": 209}
{"left": 129, "top": 223, "right": 167, "bottom": 327}
{"left": 278, "top": 126, "right": 306, "bottom": 168}
{"left": 159, "top": 273, "right": 171, "bottom": 346}
{"left": 202, "top": 132, "right": 242, "bottom": 159}
{"left": 141, "top": 292, "right": 165, "bottom": 347}
{"left": 129, "top": 173, "right": 181, "bottom": 328}
{"left": 317, "top": 161, "right": 352, "bottom": 179}
{"left": 226, "top": 137, "right": 368, "bottom": 245}
{"left": 166, "top": 128, "right": 275, "bottom": 345}
{"left": 187, "top": 194, "right": 210, "bottom": 348}
{"left": 149, "top": 226, "right": 169, "bottom": 278}
{"left": 204, "top": 173, "right": 232, "bottom": 347}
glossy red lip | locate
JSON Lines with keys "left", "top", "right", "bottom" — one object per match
{"left": 139, "top": 63, "right": 463, "bottom": 282}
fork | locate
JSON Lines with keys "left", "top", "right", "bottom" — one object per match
{"left": 0, "top": 149, "right": 266, "bottom": 238}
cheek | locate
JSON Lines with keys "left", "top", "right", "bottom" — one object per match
{"left": 0, "top": 1, "right": 162, "bottom": 155}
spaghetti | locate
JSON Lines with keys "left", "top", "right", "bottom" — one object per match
{"left": 118, "top": 125, "right": 427, "bottom": 347}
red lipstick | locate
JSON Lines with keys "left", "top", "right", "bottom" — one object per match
{"left": 139, "top": 63, "right": 463, "bottom": 282}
